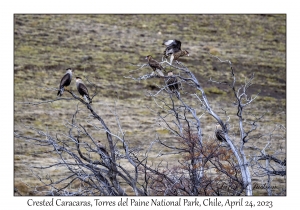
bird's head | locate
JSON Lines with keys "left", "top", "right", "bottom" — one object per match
{"left": 183, "top": 50, "right": 189, "bottom": 56}
{"left": 215, "top": 123, "right": 221, "bottom": 131}
{"left": 66, "top": 68, "right": 73, "bottom": 73}
{"left": 145, "top": 55, "right": 152, "bottom": 60}
{"left": 76, "top": 77, "right": 82, "bottom": 82}
{"left": 167, "top": 71, "right": 174, "bottom": 76}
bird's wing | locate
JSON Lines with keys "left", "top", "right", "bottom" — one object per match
{"left": 167, "top": 77, "right": 178, "bottom": 87}
{"left": 149, "top": 59, "right": 162, "bottom": 69}
{"left": 163, "top": 39, "right": 181, "bottom": 49}
{"left": 163, "top": 40, "right": 182, "bottom": 55}
{"left": 78, "top": 83, "right": 89, "bottom": 96}
{"left": 163, "top": 39, "right": 181, "bottom": 47}
{"left": 216, "top": 130, "right": 226, "bottom": 142}
{"left": 60, "top": 73, "right": 71, "bottom": 88}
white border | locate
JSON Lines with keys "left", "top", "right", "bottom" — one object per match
{"left": 4, "top": 1, "right": 295, "bottom": 209}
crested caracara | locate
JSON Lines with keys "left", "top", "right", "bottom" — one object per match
{"left": 76, "top": 77, "right": 92, "bottom": 104}
{"left": 145, "top": 55, "right": 165, "bottom": 77}
{"left": 162, "top": 39, "right": 189, "bottom": 64}
{"left": 57, "top": 68, "right": 73, "bottom": 96}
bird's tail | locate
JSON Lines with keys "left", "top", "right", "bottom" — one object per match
{"left": 160, "top": 64, "right": 166, "bottom": 72}
{"left": 156, "top": 69, "right": 165, "bottom": 77}
{"left": 175, "top": 91, "right": 180, "bottom": 99}
{"left": 84, "top": 95, "right": 92, "bottom": 104}
{"left": 57, "top": 88, "right": 63, "bottom": 96}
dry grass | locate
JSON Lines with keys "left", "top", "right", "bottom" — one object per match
{"left": 14, "top": 14, "right": 286, "bottom": 196}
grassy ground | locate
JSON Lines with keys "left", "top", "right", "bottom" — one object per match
{"left": 14, "top": 14, "right": 286, "bottom": 195}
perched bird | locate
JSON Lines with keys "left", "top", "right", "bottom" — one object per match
{"left": 162, "top": 39, "right": 189, "bottom": 64}
{"left": 145, "top": 55, "right": 165, "bottom": 77}
{"left": 166, "top": 71, "right": 180, "bottom": 98}
{"left": 75, "top": 77, "right": 92, "bottom": 104}
{"left": 97, "top": 140, "right": 109, "bottom": 157}
{"left": 166, "top": 71, "right": 179, "bottom": 91}
{"left": 57, "top": 68, "right": 73, "bottom": 96}
{"left": 215, "top": 125, "right": 227, "bottom": 142}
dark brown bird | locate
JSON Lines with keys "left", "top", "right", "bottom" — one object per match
{"left": 76, "top": 77, "right": 92, "bottom": 104}
{"left": 97, "top": 140, "right": 109, "bottom": 157}
{"left": 57, "top": 68, "right": 73, "bottom": 96}
{"left": 162, "top": 39, "right": 189, "bottom": 64}
{"left": 145, "top": 55, "right": 165, "bottom": 76}
{"left": 166, "top": 71, "right": 179, "bottom": 91}
{"left": 166, "top": 71, "right": 180, "bottom": 98}
{"left": 215, "top": 125, "right": 226, "bottom": 142}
